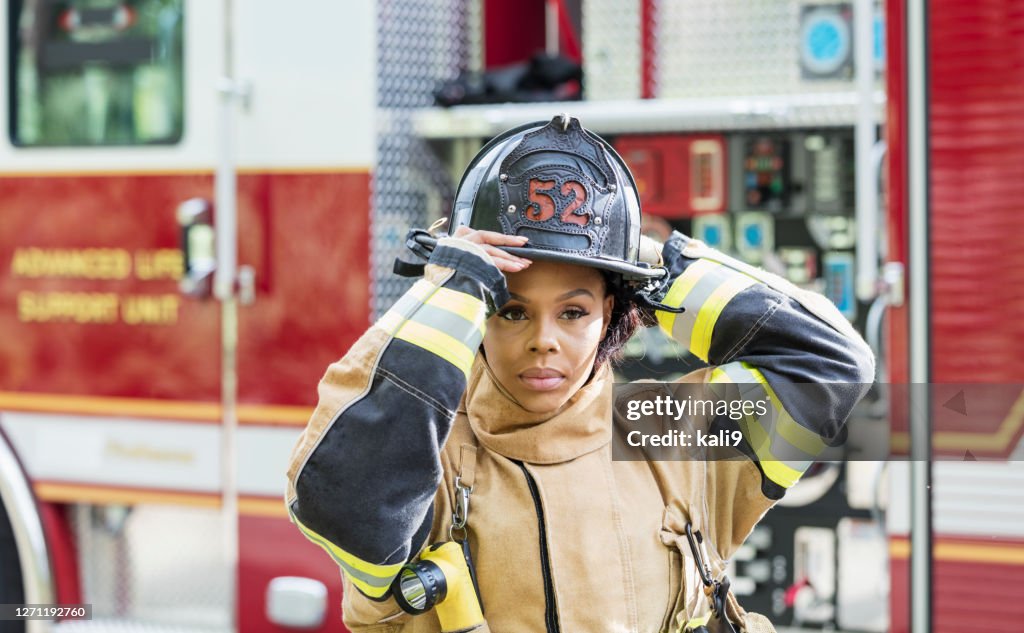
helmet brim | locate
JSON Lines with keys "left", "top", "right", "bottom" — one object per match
{"left": 410, "top": 233, "right": 666, "bottom": 282}
{"left": 498, "top": 245, "right": 666, "bottom": 282}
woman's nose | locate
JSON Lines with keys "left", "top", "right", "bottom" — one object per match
{"left": 527, "top": 317, "right": 560, "bottom": 354}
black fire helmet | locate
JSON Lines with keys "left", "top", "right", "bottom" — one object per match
{"left": 397, "top": 115, "right": 676, "bottom": 301}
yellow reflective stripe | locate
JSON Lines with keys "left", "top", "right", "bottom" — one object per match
{"left": 690, "top": 274, "right": 757, "bottom": 361}
{"left": 740, "top": 362, "right": 828, "bottom": 456}
{"left": 394, "top": 319, "right": 476, "bottom": 378}
{"left": 668, "top": 264, "right": 735, "bottom": 355}
{"left": 656, "top": 259, "right": 717, "bottom": 335}
{"left": 739, "top": 414, "right": 805, "bottom": 488}
{"left": 715, "top": 361, "right": 825, "bottom": 457}
{"left": 711, "top": 362, "right": 815, "bottom": 487}
{"left": 683, "top": 612, "right": 712, "bottom": 632}
{"left": 425, "top": 287, "right": 487, "bottom": 326}
{"left": 290, "top": 512, "right": 402, "bottom": 598}
{"left": 656, "top": 258, "right": 759, "bottom": 361}
{"left": 710, "top": 367, "right": 729, "bottom": 384}
{"left": 745, "top": 360, "right": 831, "bottom": 452}
{"left": 776, "top": 415, "right": 828, "bottom": 456}
{"left": 414, "top": 286, "right": 488, "bottom": 345}
{"left": 409, "top": 304, "right": 485, "bottom": 349}
{"left": 378, "top": 282, "right": 487, "bottom": 371}
{"left": 378, "top": 280, "right": 437, "bottom": 334}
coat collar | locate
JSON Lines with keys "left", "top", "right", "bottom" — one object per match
{"left": 461, "top": 356, "right": 612, "bottom": 464}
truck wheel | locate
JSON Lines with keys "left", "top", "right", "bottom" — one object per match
{"left": 0, "top": 501, "right": 25, "bottom": 633}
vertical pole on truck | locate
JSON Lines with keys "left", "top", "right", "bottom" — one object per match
{"left": 468, "top": 0, "right": 484, "bottom": 74}
{"left": 216, "top": 0, "right": 240, "bottom": 629}
{"left": 854, "top": 0, "right": 880, "bottom": 301}
{"left": 906, "top": 1, "right": 933, "bottom": 632}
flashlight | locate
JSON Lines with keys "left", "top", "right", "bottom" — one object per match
{"left": 393, "top": 541, "right": 484, "bottom": 632}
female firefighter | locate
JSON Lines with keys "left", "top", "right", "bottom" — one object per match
{"left": 285, "top": 116, "right": 874, "bottom": 633}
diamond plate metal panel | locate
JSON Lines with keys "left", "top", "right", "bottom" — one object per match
{"left": 374, "top": 0, "right": 471, "bottom": 317}
{"left": 582, "top": 0, "right": 642, "bottom": 100}
{"left": 656, "top": 0, "right": 857, "bottom": 98}
{"left": 582, "top": 0, "right": 873, "bottom": 101}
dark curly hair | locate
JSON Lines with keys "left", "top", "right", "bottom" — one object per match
{"left": 594, "top": 272, "right": 657, "bottom": 367}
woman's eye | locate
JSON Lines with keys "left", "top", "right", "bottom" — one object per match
{"left": 498, "top": 307, "right": 527, "bottom": 321}
{"left": 561, "top": 307, "right": 590, "bottom": 320}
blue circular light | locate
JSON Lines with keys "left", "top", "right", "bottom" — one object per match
{"left": 744, "top": 224, "right": 763, "bottom": 247}
{"left": 811, "top": 22, "right": 840, "bottom": 60}
{"left": 800, "top": 9, "right": 851, "bottom": 75}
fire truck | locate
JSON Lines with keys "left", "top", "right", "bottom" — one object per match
{"left": 1, "top": 1, "right": 372, "bottom": 631}
{"left": 1, "top": 1, "right": 1022, "bottom": 632}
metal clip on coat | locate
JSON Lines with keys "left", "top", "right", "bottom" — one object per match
{"left": 685, "top": 523, "right": 738, "bottom": 633}
{"left": 393, "top": 473, "right": 487, "bottom": 632}
{"left": 450, "top": 475, "right": 471, "bottom": 542}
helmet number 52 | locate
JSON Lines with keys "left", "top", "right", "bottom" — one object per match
{"left": 526, "top": 179, "right": 589, "bottom": 226}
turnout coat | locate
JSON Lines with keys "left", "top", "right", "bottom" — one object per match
{"left": 285, "top": 234, "right": 874, "bottom": 632}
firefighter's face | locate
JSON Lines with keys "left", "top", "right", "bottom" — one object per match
{"left": 483, "top": 260, "right": 613, "bottom": 414}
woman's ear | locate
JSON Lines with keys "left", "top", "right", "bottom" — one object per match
{"left": 601, "top": 294, "right": 614, "bottom": 340}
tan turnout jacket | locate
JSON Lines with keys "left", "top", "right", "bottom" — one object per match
{"left": 286, "top": 235, "right": 874, "bottom": 632}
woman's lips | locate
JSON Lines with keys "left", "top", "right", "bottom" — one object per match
{"left": 519, "top": 368, "right": 565, "bottom": 391}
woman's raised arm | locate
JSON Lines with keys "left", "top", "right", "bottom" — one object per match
{"left": 284, "top": 236, "right": 513, "bottom": 600}
{"left": 653, "top": 231, "right": 876, "bottom": 500}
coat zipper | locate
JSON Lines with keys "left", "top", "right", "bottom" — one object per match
{"left": 515, "top": 461, "right": 561, "bottom": 633}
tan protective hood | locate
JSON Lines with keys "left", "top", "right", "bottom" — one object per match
{"left": 464, "top": 357, "right": 613, "bottom": 464}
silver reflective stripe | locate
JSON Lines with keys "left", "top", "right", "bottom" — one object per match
{"left": 409, "top": 302, "right": 485, "bottom": 348}
{"left": 333, "top": 556, "right": 395, "bottom": 592}
{"left": 716, "top": 363, "right": 828, "bottom": 455}
{"left": 670, "top": 263, "right": 736, "bottom": 347}
{"left": 293, "top": 517, "right": 397, "bottom": 592}
{"left": 407, "top": 301, "right": 483, "bottom": 350}
{"left": 390, "top": 280, "right": 435, "bottom": 320}
{"left": 713, "top": 363, "right": 818, "bottom": 478}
